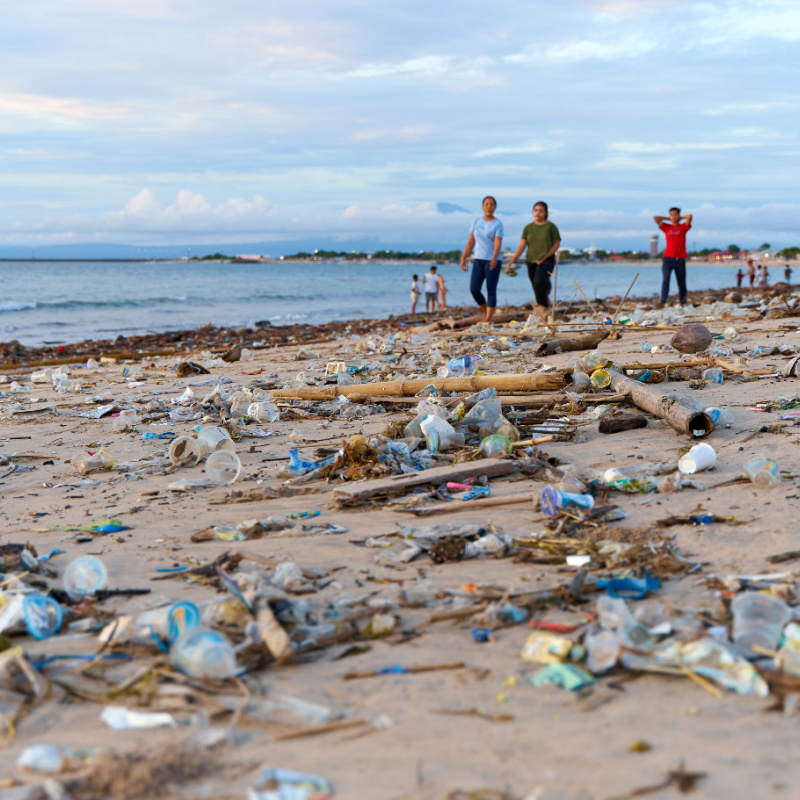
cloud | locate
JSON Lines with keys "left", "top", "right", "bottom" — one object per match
{"left": 0, "top": 92, "right": 128, "bottom": 123}
{"left": 609, "top": 141, "right": 765, "bottom": 153}
{"left": 506, "top": 37, "right": 657, "bottom": 64}
{"left": 473, "top": 143, "right": 557, "bottom": 158}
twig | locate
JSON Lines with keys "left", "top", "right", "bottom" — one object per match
{"left": 274, "top": 719, "right": 368, "bottom": 741}
{"left": 571, "top": 279, "right": 607, "bottom": 324}
{"left": 677, "top": 663, "right": 723, "bottom": 698}
{"left": 344, "top": 661, "right": 465, "bottom": 680}
{"left": 611, "top": 273, "right": 639, "bottom": 324}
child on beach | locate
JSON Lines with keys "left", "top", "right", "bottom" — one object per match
{"left": 411, "top": 274, "right": 421, "bottom": 314}
{"left": 747, "top": 259, "right": 756, "bottom": 293}
{"left": 736, "top": 269, "right": 744, "bottom": 287}
{"left": 437, "top": 272, "right": 447, "bottom": 310}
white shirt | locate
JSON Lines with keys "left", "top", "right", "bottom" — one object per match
{"left": 422, "top": 272, "right": 439, "bottom": 292}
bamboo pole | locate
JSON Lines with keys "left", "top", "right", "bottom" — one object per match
{"left": 611, "top": 273, "right": 639, "bottom": 324}
{"left": 273, "top": 371, "right": 569, "bottom": 401}
{"left": 607, "top": 369, "right": 715, "bottom": 438}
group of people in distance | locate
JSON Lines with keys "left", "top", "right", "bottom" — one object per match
{"left": 735, "top": 261, "right": 792, "bottom": 292}
{"left": 417, "top": 197, "right": 692, "bottom": 321}
{"left": 411, "top": 266, "right": 447, "bottom": 315}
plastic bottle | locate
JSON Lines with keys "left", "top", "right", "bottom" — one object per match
{"left": 702, "top": 367, "right": 724, "bottom": 384}
{"left": 170, "top": 626, "right": 237, "bottom": 679}
{"left": 72, "top": 447, "right": 115, "bottom": 475}
{"left": 571, "top": 371, "right": 591, "bottom": 389}
{"left": 582, "top": 350, "right": 607, "bottom": 371}
{"left": 704, "top": 407, "right": 734, "bottom": 428}
{"left": 742, "top": 455, "right": 780, "bottom": 488}
{"left": 540, "top": 485, "right": 595, "bottom": 517}
{"left": 63, "top": 555, "right": 109, "bottom": 599}
{"left": 437, "top": 355, "right": 485, "bottom": 379}
{"left": 247, "top": 402, "right": 280, "bottom": 423}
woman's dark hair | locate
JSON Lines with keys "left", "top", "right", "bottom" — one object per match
{"left": 482, "top": 195, "right": 497, "bottom": 205}
{"left": 413, "top": 274, "right": 418, "bottom": 280}
{"left": 533, "top": 201, "right": 548, "bottom": 219}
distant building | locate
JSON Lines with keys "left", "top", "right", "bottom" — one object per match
{"left": 235, "top": 254, "right": 266, "bottom": 261}
{"left": 650, "top": 234, "right": 659, "bottom": 258}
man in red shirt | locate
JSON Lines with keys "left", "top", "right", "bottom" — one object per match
{"left": 653, "top": 207, "right": 692, "bottom": 306}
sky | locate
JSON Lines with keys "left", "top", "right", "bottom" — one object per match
{"left": 1, "top": 0, "right": 800, "bottom": 255}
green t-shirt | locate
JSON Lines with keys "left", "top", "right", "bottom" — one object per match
{"left": 521, "top": 221, "right": 561, "bottom": 263}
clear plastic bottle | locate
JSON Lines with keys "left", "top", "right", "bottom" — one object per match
{"left": 437, "top": 355, "right": 485, "bottom": 378}
{"left": 63, "top": 555, "right": 108, "bottom": 599}
{"left": 170, "top": 626, "right": 236, "bottom": 679}
{"left": 205, "top": 449, "right": 242, "bottom": 484}
{"left": 704, "top": 407, "right": 734, "bottom": 428}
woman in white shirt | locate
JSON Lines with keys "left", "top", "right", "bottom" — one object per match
{"left": 460, "top": 196, "right": 503, "bottom": 323}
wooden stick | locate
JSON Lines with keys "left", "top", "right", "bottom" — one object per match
{"left": 550, "top": 259, "right": 559, "bottom": 326}
{"left": 274, "top": 718, "right": 368, "bottom": 741}
{"left": 343, "top": 661, "right": 465, "bottom": 680}
{"left": 512, "top": 436, "right": 556, "bottom": 447}
{"left": 535, "top": 328, "right": 609, "bottom": 357}
{"left": 572, "top": 279, "right": 608, "bottom": 324}
{"left": 677, "top": 663, "right": 724, "bottom": 699}
{"left": 398, "top": 492, "right": 533, "bottom": 517}
{"left": 612, "top": 273, "right": 639, "bottom": 324}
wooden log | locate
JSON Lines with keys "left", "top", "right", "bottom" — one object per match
{"left": 273, "top": 371, "right": 569, "bottom": 401}
{"left": 607, "top": 369, "right": 714, "bottom": 438}
{"left": 443, "top": 311, "right": 526, "bottom": 330}
{"left": 534, "top": 328, "right": 610, "bottom": 357}
{"left": 331, "top": 460, "right": 516, "bottom": 505}
{"left": 598, "top": 411, "right": 648, "bottom": 434}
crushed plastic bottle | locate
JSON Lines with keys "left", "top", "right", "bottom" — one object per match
{"left": 63, "top": 555, "right": 109, "bottom": 599}
{"left": 702, "top": 367, "right": 724, "bottom": 384}
{"left": 704, "top": 407, "right": 734, "bottom": 428}
{"left": 436, "top": 355, "right": 485, "bottom": 378}
{"left": 247, "top": 401, "right": 280, "bottom": 423}
{"left": 420, "top": 415, "right": 465, "bottom": 452}
{"left": 541, "top": 485, "right": 595, "bottom": 516}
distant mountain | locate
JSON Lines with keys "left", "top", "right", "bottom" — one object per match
{"left": 436, "top": 202, "right": 470, "bottom": 215}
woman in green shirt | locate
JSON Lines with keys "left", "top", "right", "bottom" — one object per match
{"left": 506, "top": 202, "right": 561, "bottom": 308}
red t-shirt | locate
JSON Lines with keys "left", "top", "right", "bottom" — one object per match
{"left": 660, "top": 223, "right": 691, "bottom": 259}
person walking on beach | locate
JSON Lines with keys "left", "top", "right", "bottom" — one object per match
{"left": 756, "top": 263, "right": 764, "bottom": 288}
{"left": 506, "top": 201, "right": 561, "bottom": 311}
{"left": 410, "top": 274, "right": 422, "bottom": 315}
{"left": 460, "top": 196, "right": 503, "bottom": 323}
{"left": 736, "top": 268, "right": 744, "bottom": 288}
{"left": 422, "top": 266, "right": 440, "bottom": 313}
{"left": 785, "top": 263, "right": 793, "bottom": 284}
{"left": 747, "top": 259, "right": 756, "bottom": 293}
{"left": 653, "top": 207, "right": 692, "bottom": 306}
{"left": 762, "top": 265, "right": 770, "bottom": 287}
{"left": 437, "top": 271, "right": 448, "bottom": 310}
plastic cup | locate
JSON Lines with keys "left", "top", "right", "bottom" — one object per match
{"left": 170, "top": 626, "right": 236, "bottom": 679}
{"left": 731, "top": 592, "right": 790, "bottom": 652}
{"left": 62, "top": 555, "right": 109, "bottom": 599}
{"left": 247, "top": 402, "right": 280, "bottom": 423}
{"left": 197, "top": 426, "right": 236, "bottom": 453}
{"left": 167, "top": 601, "right": 201, "bottom": 644}
{"left": 479, "top": 434, "right": 513, "bottom": 458}
{"left": 743, "top": 455, "right": 780, "bottom": 488}
{"left": 22, "top": 595, "right": 63, "bottom": 640}
{"left": 169, "top": 436, "right": 210, "bottom": 465}
{"left": 205, "top": 449, "right": 242, "bottom": 484}
{"left": 678, "top": 443, "right": 716, "bottom": 474}
{"left": 590, "top": 368, "right": 611, "bottom": 389}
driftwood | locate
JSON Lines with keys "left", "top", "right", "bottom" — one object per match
{"left": 399, "top": 492, "right": 533, "bottom": 517}
{"left": 534, "top": 328, "right": 610, "bottom": 357}
{"left": 331, "top": 460, "right": 516, "bottom": 505}
{"left": 607, "top": 369, "right": 714, "bottom": 438}
{"left": 443, "top": 311, "right": 525, "bottom": 330}
{"left": 273, "top": 372, "right": 568, "bottom": 401}
{"left": 598, "top": 411, "right": 648, "bottom": 434}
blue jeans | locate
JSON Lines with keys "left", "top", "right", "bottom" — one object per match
{"left": 661, "top": 258, "right": 687, "bottom": 304}
{"left": 470, "top": 259, "right": 500, "bottom": 307}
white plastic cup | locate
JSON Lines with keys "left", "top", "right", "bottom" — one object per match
{"left": 743, "top": 456, "right": 780, "bottom": 489}
{"left": 731, "top": 592, "right": 790, "bottom": 652}
{"left": 196, "top": 426, "right": 236, "bottom": 453}
{"left": 678, "top": 443, "right": 716, "bottom": 474}
{"left": 205, "top": 449, "right": 242, "bottom": 484}
{"left": 247, "top": 402, "right": 280, "bottom": 423}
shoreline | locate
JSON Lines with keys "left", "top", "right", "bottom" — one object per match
{"left": 0, "top": 280, "right": 780, "bottom": 369}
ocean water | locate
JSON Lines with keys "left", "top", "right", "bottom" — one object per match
{"left": 0, "top": 259, "right": 744, "bottom": 346}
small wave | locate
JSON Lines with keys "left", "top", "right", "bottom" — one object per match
{"left": 0, "top": 301, "right": 36, "bottom": 312}
{"left": 0, "top": 297, "right": 193, "bottom": 313}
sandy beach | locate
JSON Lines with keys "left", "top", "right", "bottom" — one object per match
{"left": 2, "top": 284, "right": 800, "bottom": 800}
